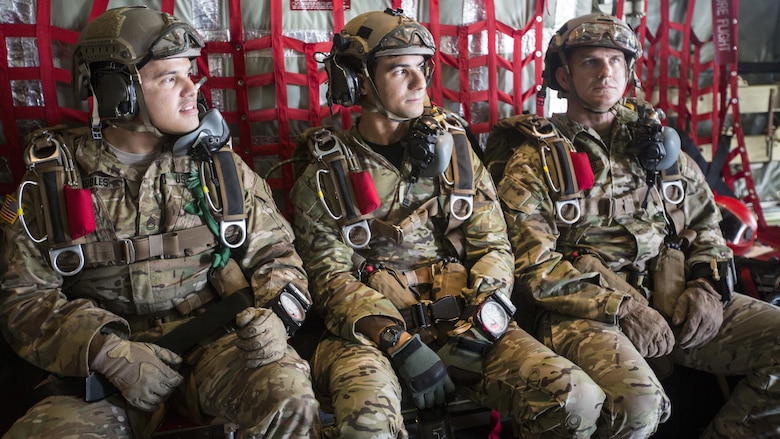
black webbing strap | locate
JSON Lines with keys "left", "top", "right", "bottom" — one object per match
{"left": 27, "top": 287, "right": 255, "bottom": 405}
{"left": 213, "top": 151, "right": 245, "bottom": 221}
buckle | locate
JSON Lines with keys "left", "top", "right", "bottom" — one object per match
{"left": 429, "top": 295, "right": 462, "bottom": 321}
{"left": 120, "top": 239, "right": 136, "bottom": 264}
{"left": 409, "top": 302, "right": 432, "bottom": 329}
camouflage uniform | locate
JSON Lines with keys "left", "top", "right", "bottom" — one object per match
{"left": 496, "top": 106, "right": 780, "bottom": 438}
{"left": 291, "top": 121, "right": 605, "bottom": 438}
{"left": 0, "top": 134, "right": 319, "bottom": 439}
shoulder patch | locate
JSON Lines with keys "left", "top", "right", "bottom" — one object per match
{"left": 0, "top": 194, "right": 19, "bottom": 225}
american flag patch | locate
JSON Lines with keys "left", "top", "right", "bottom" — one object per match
{"left": 0, "top": 194, "right": 19, "bottom": 225}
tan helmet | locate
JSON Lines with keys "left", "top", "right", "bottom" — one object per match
{"left": 335, "top": 8, "right": 435, "bottom": 65}
{"left": 542, "top": 13, "right": 642, "bottom": 93}
{"left": 323, "top": 8, "right": 435, "bottom": 117}
{"left": 72, "top": 6, "right": 204, "bottom": 135}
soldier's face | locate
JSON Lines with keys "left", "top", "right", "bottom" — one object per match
{"left": 557, "top": 46, "right": 628, "bottom": 112}
{"left": 364, "top": 54, "right": 428, "bottom": 120}
{"left": 139, "top": 57, "right": 201, "bottom": 135}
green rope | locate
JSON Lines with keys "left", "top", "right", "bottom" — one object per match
{"left": 185, "top": 169, "right": 230, "bottom": 268}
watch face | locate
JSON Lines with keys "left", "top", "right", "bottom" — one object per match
{"left": 280, "top": 292, "right": 306, "bottom": 322}
{"left": 478, "top": 300, "right": 509, "bottom": 339}
{"left": 379, "top": 325, "right": 403, "bottom": 351}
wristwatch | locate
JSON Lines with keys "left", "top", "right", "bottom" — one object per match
{"left": 264, "top": 282, "right": 311, "bottom": 336}
{"left": 378, "top": 325, "right": 405, "bottom": 353}
{"left": 473, "top": 293, "right": 517, "bottom": 340}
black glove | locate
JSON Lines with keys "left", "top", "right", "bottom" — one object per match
{"left": 389, "top": 334, "right": 455, "bottom": 409}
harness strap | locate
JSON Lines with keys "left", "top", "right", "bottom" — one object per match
{"left": 80, "top": 225, "right": 216, "bottom": 266}
{"left": 400, "top": 295, "right": 464, "bottom": 331}
{"left": 578, "top": 192, "right": 643, "bottom": 217}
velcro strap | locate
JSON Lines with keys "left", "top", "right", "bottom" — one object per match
{"left": 404, "top": 265, "right": 435, "bottom": 286}
{"left": 615, "top": 271, "right": 648, "bottom": 289}
{"left": 579, "top": 191, "right": 644, "bottom": 217}
{"left": 396, "top": 197, "right": 440, "bottom": 239}
{"left": 369, "top": 218, "right": 405, "bottom": 243}
{"left": 81, "top": 225, "right": 216, "bottom": 265}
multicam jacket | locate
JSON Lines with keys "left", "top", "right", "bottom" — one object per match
{"left": 0, "top": 133, "right": 308, "bottom": 377}
{"left": 496, "top": 105, "right": 732, "bottom": 324}
{"left": 290, "top": 119, "right": 514, "bottom": 345}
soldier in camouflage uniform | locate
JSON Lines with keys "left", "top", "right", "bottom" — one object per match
{"left": 0, "top": 6, "right": 318, "bottom": 439}
{"left": 291, "top": 8, "right": 606, "bottom": 439}
{"left": 487, "top": 13, "right": 780, "bottom": 439}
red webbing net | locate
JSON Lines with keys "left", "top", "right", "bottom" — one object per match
{"left": 0, "top": 0, "right": 546, "bottom": 216}
{"left": 641, "top": 0, "right": 780, "bottom": 248}
{"left": 3, "top": 0, "right": 776, "bottom": 247}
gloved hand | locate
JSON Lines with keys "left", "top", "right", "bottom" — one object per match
{"left": 619, "top": 298, "right": 675, "bottom": 358}
{"left": 671, "top": 279, "right": 724, "bottom": 349}
{"left": 235, "top": 307, "right": 288, "bottom": 368}
{"left": 436, "top": 332, "right": 490, "bottom": 385}
{"left": 90, "top": 333, "right": 183, "bottom": 411}
{"left": 389, "top": 334, "right": 455, "bottom": 409}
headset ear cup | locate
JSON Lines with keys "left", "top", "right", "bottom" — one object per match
{"left": 93, "top": 71, "right": 137, "bottom": 119}
{"left": 325, "top": 57, "right": 360, "bottom": 107}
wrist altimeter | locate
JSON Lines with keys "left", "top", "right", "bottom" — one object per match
{"left": 471, "top": 293, "right": 517, "bottom": 340}
{"left": 264, "top": 282, "right": 311, "bottom": 336}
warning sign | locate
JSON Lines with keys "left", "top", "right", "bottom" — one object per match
{"left": 290, "top": 0, "right": 350, "bottom": 11}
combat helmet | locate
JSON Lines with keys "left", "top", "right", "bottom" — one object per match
{"left": 72, "top": 6, "right": 205, "bottom": 137}
{"left": 323, "top": 8, "right": 435, "bottom": 119}
{"left": 542, "top": 13, "right": 641, "bottom": 97}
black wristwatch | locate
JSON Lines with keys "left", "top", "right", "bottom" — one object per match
{"left": 378, "top": 325, "right": 405, "bottom": 353}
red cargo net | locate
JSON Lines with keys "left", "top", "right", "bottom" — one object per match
{"left": 0, "top": 0, "right": 547, "bottom": 217}
{"left": 641, "top": 0, "right": 780, "bottom": 249}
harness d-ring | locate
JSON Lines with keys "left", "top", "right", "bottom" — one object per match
{"left": 661, "top": 180, "right": 684, "bottom": 205}
{"left": 449, "top": 194, "right": 474, "bottom": 221}
{"left": 220, "top": 219, "right": 247, "bottom": 249}
{"left": 342, "top": 219, "right": 372, "bottom": 249}
{"left": 49, "top": 245, "right": 85, "bottom": 277}
{"left": 555, "top": 199, "right": 581, "bottom": 225}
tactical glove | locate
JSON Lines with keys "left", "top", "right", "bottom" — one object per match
{"left": 390, "top": 334, "right": 455, "bottom": 409}
{"left": 436, "top": 331, "right": 490, "bottom": 385}
{"left": 671, "top": 279, "right": 724, "bottom": 350}
{"left": 235, "top": 307, "right": 287, "bottom": 368}
{"left": 619, "top": 298, "right": 675, "bottom": 358}
{"left": 90, "top": 333, "right": 183, "bottom": 411}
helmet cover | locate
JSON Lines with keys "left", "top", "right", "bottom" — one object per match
{"left": 543, "top": 13, "right": 641, "bottom": 92}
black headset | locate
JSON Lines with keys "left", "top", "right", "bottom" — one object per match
{"left": 90, "top": 65, "right": 138, "bottom": 119}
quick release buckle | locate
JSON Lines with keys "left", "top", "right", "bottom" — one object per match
{"left": 119, "top": 238, "right": 136, "bottom": 264}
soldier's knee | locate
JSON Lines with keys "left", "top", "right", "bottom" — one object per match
{"left": 603, "top": 384, "right": 670, "bottom": 437}
{"left": 326, "top": 413, "right": 405, "bottom": 439}
{"left": 560, "top": 368, "right": 606, "bottom": 435}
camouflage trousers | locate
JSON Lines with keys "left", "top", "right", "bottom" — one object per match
{"left": 312, "top": 322, "right": 605, "bottom": 439}
{"left": 3, "top": 332, "right": 320, "bottom": 439}
{"left": 538, "top": 293, "right": 780, "bottom": 439}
